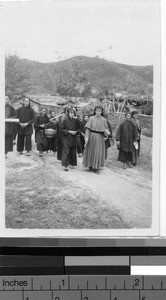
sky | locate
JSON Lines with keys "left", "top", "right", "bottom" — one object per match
{"left": 0, "top": 0, "right": 161, "bottom": 66}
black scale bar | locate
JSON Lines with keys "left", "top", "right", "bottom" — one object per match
{"left": 0, "top": 247, "right": 165, "bottom": 255}
{"left": 0, "top": 266, "right": 130, "bottom": 276}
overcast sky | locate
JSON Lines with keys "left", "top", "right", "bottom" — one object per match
{"left": 0, "top": 0, "right": 160, "bottom": 66}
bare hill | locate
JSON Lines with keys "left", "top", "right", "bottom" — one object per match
{"left": 11, "top": 56, "right": 153, "bottom": 95}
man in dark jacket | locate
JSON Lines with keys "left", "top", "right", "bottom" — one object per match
{"left": 5, "top": 96, "right": 16, "bottom": 156}
{"left": 17, "top": 97, "right": 35, "bottom": 155}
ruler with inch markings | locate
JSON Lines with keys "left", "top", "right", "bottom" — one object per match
{"left": 1, "top": 275, "right": 166, "bottom": 300}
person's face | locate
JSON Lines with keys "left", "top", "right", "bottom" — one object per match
{"left": 84, "top": 116, "right": 89, "bottom": 122}
{"left": 24, "top": 98, "right": 30, "bottom": 107}
{"left": 126, "top": 113, "right": 131, "bottom": 119}
{"left": 95, "top": 108, "right": 102, "bottom": 116}
{"left": 41, "top": 109, "right": 47, "bottom": 116}
{"left": 133, "top": 113, "right": 138, "bottom": 119}
{"left": 51, "top": 112, "right": 56, "bottom": 118}
{"left": 69, "top": 111, "right": 74, "bottom": 118}
{"left": 5, "top": 96, "right": 10, "bottom": 105}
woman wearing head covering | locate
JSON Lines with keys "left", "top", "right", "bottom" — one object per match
{"left": 17, "top": 97, "right": 35, "bottom": 155}
{"left": 83, "top": 106, "right": 109, "bottom": 173}
{"left": 116, "top": 112, "right": 138, "bottom": 169}
{"left": 131, "top": 110, "right": 142, "bottom": 165}
{"left": 56, "top": 107, "right": 69, "bottom": 161}
{"left": 34, "top": 108, "right": 49, "bottom": 156}
{"left": 61, "top": 108, "right": 81, "bottom": 171}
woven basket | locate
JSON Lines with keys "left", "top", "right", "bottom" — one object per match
{"left": 45, "top": 128, "right": 57, "bottom": 138}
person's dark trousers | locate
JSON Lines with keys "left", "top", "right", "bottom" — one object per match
{"left": 80, "top": 135, "right": 85, "bottom": 152}
{"left": 62, "top": 143, "right": 77, "bottom": 167}
{"left": 17, "top": 134, "right": 32, "bottom": 152}
{"left": 77, "top": 136, "right": 83, "bottom": 154}
{"left": 5, "top": 135, "right": 13, "bottom": 154}
{"left": 57, "top": 141, "right": 63, "bottom": 161}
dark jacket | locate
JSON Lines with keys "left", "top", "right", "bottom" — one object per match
{"left": 116, "top": 119, "right": 138, "bottom": 152}
{"left": 5, "top": 104, "right": 16, "bottom": 136}
{"left": 17, "top": 106, "right": 35, "bottom": 135}
{"left": 61, "top": 117, "right": 81, "bottom": 147}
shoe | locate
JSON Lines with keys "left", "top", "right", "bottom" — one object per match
{"left": 39, "top": 152, "right": 42, "bottom": 156}
{"left": 127, "top": 161, "right": 132, "bottom": 168}
{"left": 70, "top": 165, "right": 75, "bottom": 169}
{"left": 89, "top": 167, "right": 92, "bottom": 170}
{"left": 64, "top": 167, "right": 68, "bottom": 171}
{"left": 122, "top": 163, "right": 127, "bottom": 170}
{"left": 19, "top": 151, "right": 23, "bottom": 154}
{"left": 78, "top": 153, "right": 83, "bottom": 157}
{"left": 26, "top": 151, "right": 31, "bottom": 156}
{"left": 93, "top": 169, "right": 99, "bottom": 174}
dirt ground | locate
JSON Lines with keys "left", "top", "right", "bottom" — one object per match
{"left": 5, "top": 135, "right": 152, "bottom": 229}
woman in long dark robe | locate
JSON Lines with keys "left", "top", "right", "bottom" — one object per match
{"left": 56, "top": 107, "right": 69, "bottom": 161}
{"left": 61, "top": 108, "right": 81, "bottom": 171}
{"left": 131, "top": 111, "right": 142, "bottom": 165}
{"left": 116, "top": 112, "right": 138, "bottom": 169}
{"left": 83, "top": 106, "right": 109, "bottom": 173}
{"left": 34, "top": 108, "right": 49, "bottom": 156}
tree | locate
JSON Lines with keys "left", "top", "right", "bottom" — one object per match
{"left": 56, "top": 61, "right": 92, "bottom": 100}
{"left": 5, "top": 55, "right": 31, "bottom": 100}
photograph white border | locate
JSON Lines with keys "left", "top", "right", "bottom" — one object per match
{"left": 0, "top": 0, "right": 161, "bottom": 238}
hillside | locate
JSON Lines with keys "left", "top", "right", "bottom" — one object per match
{"left": 6, "top": 55, "right": 153, "bottom": 96}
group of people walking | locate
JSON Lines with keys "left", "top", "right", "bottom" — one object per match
{"left": 5, "top": 96, "right": 142, "bottom": 172}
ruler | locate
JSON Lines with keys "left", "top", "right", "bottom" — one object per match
{"left": 1, "top": 275, "right": 166, "bottom": 300}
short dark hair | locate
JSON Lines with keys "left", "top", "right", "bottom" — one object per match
{"left": 94, "top": 105, "right": 104, "bottom": 116}
{"left": 131, "top": 110, "right": 138, "bottom": 118}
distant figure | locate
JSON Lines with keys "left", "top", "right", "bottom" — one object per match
{"left": 34, "top": 108, "right": 49, "bottom": 156}
{"left": 13, "top": 102, "right": 23, "bottom": 144}
{"left": 80, "top": 115, "right": 89, "bottom": 152}
{"left": 131, "top": 111, "right": 142, "bottom": 166}
{"left": 104, "top": 120, "right": 113, "bottom": 160}
{"left": 61, "top": 108, "right": 81, "bottom": 171}
{"left": 17, "top": 97, "right": 35, "bottom": 156}
{"left": 5, "top": 96, "right": 16, "bottom": 157}
{"left": 45, "top": 111, "right": 57, "bottom": 155}
{"left": 116, "top": 112, "right": 138, "bottom": 169}
{"left": 56, "top": 107, "right": 69, "bottom": 161}
{"left": 83, "top": 106, "right": 110, "bottom": 173}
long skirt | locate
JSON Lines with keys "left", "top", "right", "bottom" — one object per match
{"left": 83, "top": 132, "right": 105, "bottom": 169}
{"left": 35, "top": 131, "right": 48, "bottom": 152}
{"left": 118, "top": 150, "right": 132, "bottom": 163}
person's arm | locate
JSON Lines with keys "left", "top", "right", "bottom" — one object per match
{"left": 34, "top": 116, "right": 43, "bottom": 130}
{"left": 60, "top": 119, "right": 70, "bottom": 135}
{"left": 27, "top": 108, "right": 35, "bottom": 126}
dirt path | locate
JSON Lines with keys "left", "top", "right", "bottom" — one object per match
{"left": 6, "top": 136, "right": 152, "bottom": 229}
{"left": 44, "top": 153, "right": 151, "bottom": 228}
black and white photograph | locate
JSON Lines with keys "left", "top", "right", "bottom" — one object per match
{"left": 1, "top": 0, "right": 161, "bottom": 236}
